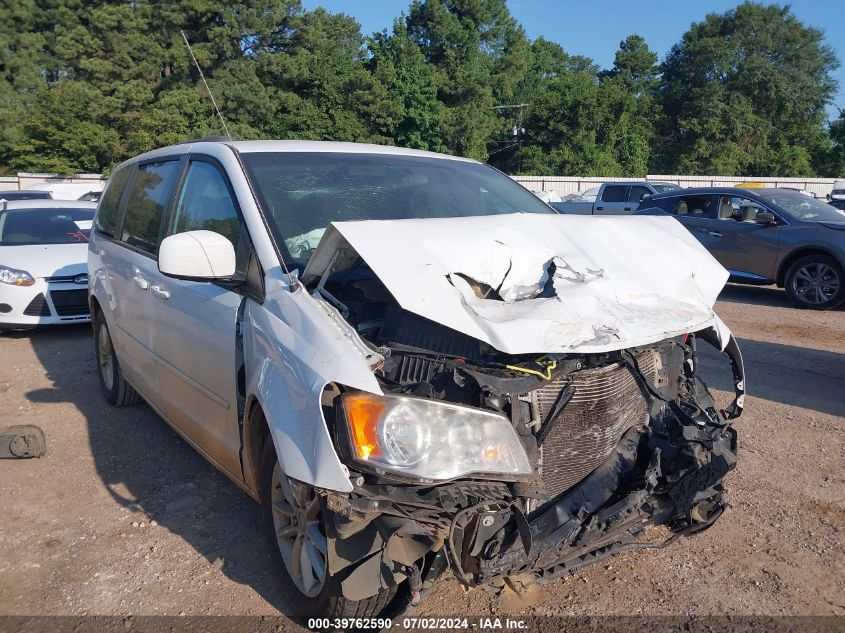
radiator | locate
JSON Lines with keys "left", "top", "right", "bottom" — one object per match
{"left": 532, "top": 351, "right": 657, "bottom": 498}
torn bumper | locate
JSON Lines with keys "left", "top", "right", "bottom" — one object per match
{"left": 324, "top": 375, "right": 738, "bottom": 599}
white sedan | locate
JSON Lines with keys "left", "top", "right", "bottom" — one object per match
{"left": 0, "top": 200, "right": 96, "bottom": 331}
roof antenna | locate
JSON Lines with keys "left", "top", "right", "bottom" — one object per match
{"left": 181, "top": 29, "right": 233, "bottom": 141}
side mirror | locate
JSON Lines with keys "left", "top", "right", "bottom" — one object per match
{"left": 159, "top": 230, "right": 236, "bottom": 281}
{"left": 755, "top": 211, "right": 776, "bottom": 225}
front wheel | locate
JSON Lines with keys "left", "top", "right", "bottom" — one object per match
{"left": 259, "top": 437, "right": 395, "bottom": 619}
{"left": 784, "top": 255, "right": 845, "bottom": 310}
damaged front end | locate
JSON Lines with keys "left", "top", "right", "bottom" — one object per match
{"left": 283, "top": 213, "right": 745, "bottom": 612}
{"left": 307, "top": 265, "right": 743, "bottom": 611}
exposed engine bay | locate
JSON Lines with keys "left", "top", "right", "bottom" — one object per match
{"left": 306, "top": 258, "right": 744, "bottom": 610}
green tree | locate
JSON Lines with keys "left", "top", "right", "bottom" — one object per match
{"left": 367, "top": 20, "right": 446, "bottom": 150}
{"left": 822, "top": 110, "right": 845, "bottom": 177}
{"left": 657, "top": 2, "right": 839, "bottom": 176}
{"left": 600, "top": 35, "right": 659, "bottom": 94}
{"left": 406, "top": 0, "right": 530, "bottom": 160}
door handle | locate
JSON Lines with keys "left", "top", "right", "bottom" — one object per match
{"left": 595, "top": 206, "right": 604, "bottom": 211}
{"left": 150, "top": 284, "right": 171, "bottom": 300}
{"left": 131, "top": 274, "right": 149, "bottom": 290}
{"left": 623, "top": 207, "right": 632, "bottom": 211}
{"left": 708, "top": 231, "right": 723, "bottom": 237}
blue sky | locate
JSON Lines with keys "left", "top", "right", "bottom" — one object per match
{"left": 300, "top": 0, "right": 845, "bottom": 117}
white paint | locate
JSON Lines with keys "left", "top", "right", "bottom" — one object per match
{"left": 158, "top": 230, "right": 236, "bottom": 279}
{"left": 303, "top": 213, "right": 730, "bottom": 354}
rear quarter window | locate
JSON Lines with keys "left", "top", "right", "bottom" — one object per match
{"left": 95, "top": 166, "right": 131, "bottom": 236}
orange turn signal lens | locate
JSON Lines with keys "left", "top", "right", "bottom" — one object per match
{"left": 15, "top": 280, "right": 35, "bottom": 287}
{"left": 343, "top": 393, "right": 384, "bottom": 460}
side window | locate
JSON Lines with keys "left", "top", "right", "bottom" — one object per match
{"left": 121, "top": 161, "right": 181, "bottom": 255}
{"left": 601, "top": 185, "right": 627, "bottom": 202}
{"left": 169, "top": 160, "right": 248, "bottom": 272}
{"left": 673, "top": 195, "right": 715, "bottom": 217}
{"left": 717, "top": 196, "right": 767, "bottom": 223}
{"left": 628, "top": 185, "right": 652, "bottom": 204}
{"left": 95, "top": 166, "right": 131, "bottom": 236}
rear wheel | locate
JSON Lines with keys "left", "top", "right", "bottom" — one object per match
{"left": 784, "top": 254, "right": 845, "bottom": 310}
{"left": 259, "top": 436, "right": 395, "bottom": 619}
{"left": 93, "top": 310, "right": 142, "bottom": 406}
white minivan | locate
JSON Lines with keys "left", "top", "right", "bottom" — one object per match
{"left": 88, "top": 139, "right": 744, "bottom": 619}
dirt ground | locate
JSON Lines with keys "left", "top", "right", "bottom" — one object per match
{"left": 0, "top": 283, "right": 843, "bottom": 623}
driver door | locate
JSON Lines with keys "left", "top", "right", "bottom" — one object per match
{"left": 704, "top": 195, "right": 783, "bottom": 281}
{"left": 152, "top": 157, "right": 252, "bottom": 480}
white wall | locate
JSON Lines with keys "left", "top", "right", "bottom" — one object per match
{"left": 513, "top": 175, "right": 839, "bottom": 198}
{"left": 0, "top": 172, "right": 104, "bottom": 192}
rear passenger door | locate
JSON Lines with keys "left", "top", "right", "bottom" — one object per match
{"left": 665, "top": 194, "right": 720, "bottom": 250}
{"left": 152, "top": 157, "right": 252, "bottom": 479}
{"left": 102, "top": 158, "right": 183, "bottom": 401}
{"left": 594, "top": 185, "right": 629, "bottom": 214}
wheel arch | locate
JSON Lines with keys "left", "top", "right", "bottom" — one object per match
{"left": 89, "top": 294, "right": 101, "bottom": 321}
{"left": 242, "top": 394, "right": 270, "bottom": 500}
{"left": 776, "top": 246, "right": 842, "bottom": 287}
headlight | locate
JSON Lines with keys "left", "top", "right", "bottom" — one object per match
{"left": 341, "top": 392, "right": 532, "bottom": 480}
{"left": 0, "top": 265, "right": 35, "bottom": 286}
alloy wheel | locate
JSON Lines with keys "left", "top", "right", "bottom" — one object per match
{"left": 270, "top": 465, "right": 328, "bottom": 597}
{"left": 791, "top": 262, "right": 840, "bottom": 306}
{"left": 98, "top": 323, "right": 114, "bottom": 391}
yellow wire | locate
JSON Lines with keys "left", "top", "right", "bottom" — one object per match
{"left": 504, "top": 360, "right": 557, "bottom": 381}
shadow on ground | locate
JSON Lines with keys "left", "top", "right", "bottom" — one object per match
{"left": 718, "top": 283, "right": 845, "bottom": 310}
{"left": 698, "top": 336, "right": 845, "bottom": 418}
{"left": 20, "top": 324, "right": 289, "bottom": 615}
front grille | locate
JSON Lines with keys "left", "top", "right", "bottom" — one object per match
{"left": 533, "top": 351, "right": 657, "bottom": 498}
{"left": 49, "top": 289, "right": 89, "bottom": 316}
{"left": 45, "top": 273, "right": 85, "bottom": 284}
{"left": 23, "top": 294, "right": 51, "bottom": 317}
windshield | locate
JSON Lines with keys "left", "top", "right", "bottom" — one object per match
{"left": 651, "top": 183, "right": 681, "bottom": 193}
{"left": 0, "top": 208, "right": 94, "bottom": 245}
{"left": 241, "top": 152, "right": 553, "bottom": 267}
{"left": 757, "top": 191, "right": 845, "bottom": 223}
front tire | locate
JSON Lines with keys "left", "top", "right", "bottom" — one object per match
{"left": 259, "top": 437, "right": 395, "bottom": 619}
{"left": 93, "top": 310, "right": 142, "bottom": 406}
{"left": 784, "top": 254, "right": 845, "bottom": 310}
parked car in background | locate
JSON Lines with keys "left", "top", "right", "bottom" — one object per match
{"left": 638, "top": 187, "right": 845, "bottom": 309}
{"left": 88, "top": 139, "right": 743, "bottom": 620}
{"left": 829, "top": 179, "right": 845, "bottom": 201}
{"left": 0, "top": 190, "right": 52, "bottom": 201}
{"left": 779, "top": 186, "right": 816, "bottom": 198}
{"left": 24, "top": 182, "right": 104, "bottom": 201}
{"left": 552, "top": 181, "right": 681, "bottom": 214}
{"left": 557, "top": 186, "right": 600, "bottom": 204}
{"left": 0, "top": 200, "right": 95, "bottom": 331}
{"left": 78, "top": 190, "right": 102, "bottom": 202}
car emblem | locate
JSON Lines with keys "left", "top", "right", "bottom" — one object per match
{"left": 73, "top": 274, "right": 88, "bottom": 285}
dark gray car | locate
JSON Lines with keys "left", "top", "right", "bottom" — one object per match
{"left": 638, "top": 187, "right": 845, "bottom": 309}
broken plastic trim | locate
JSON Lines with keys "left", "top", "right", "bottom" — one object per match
{"left": 697, "top": 330, "right": 746, "bottom": 419}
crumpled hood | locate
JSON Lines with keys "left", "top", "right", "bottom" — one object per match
{"left": 1, "top": 243, "right": 88, "bottom": 279}
{"left": 302, "top": 213, "right": 729, "bottom": 354}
